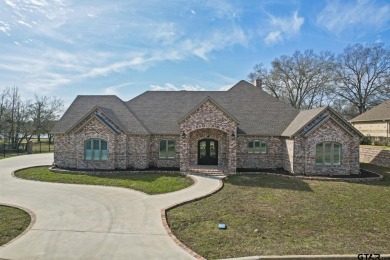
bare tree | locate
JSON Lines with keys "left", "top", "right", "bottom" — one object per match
{"left": 30, "top": 95, "right": 63, "bottom": 142}
{"left": 334, "top": 43, "right": 390, "bottom": 115}
{"left": 249, "top": 50, "right": 335, "bottom": 110}
{"left": 0, "top": 86, "right": 63, "bottom": 153}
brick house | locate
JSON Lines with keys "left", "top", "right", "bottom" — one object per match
{"left": 52, "top": 80, "right": 362, "bottom": 175}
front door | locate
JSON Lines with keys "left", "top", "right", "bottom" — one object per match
{"left": 198, "top": 139, "right": 218, "bottom": 165}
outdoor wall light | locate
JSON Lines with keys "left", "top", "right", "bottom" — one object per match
{"left": 181, "top": 131, "right": 186, "bottom": 139}
{"left": 231, "top": 131, "right": 235, "bottom": 138}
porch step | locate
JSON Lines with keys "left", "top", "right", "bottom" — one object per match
{"left": 188, "top": 167, "right": 225, "bottom": 175}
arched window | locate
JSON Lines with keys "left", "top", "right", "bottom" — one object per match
{"left": 84, "top": 139, "right": 108, "bottom": 161}
{"left": 248, "top": 140, "right": 267, "bottom": 154}
{"left": 315, "top": 142, "right": 341, "bottom": 166}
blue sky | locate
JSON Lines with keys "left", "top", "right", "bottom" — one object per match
{"left": 1, "top": 0, "right": 390, "bottom": 108}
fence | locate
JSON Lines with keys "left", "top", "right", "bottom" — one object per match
{"left": 0, "top": 140, "right": 53, "bottom": 157}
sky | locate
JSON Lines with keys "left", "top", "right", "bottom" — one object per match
{"left": 1, "top": 0, "right": 390, "bottom": 109}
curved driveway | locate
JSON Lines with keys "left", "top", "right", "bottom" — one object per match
{"left": 0, "top": 154, "right": 222, "bottom": 259}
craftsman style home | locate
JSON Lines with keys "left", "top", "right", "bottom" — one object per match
{"left": 52, "top": 80, "right": 362, "bottom": 175}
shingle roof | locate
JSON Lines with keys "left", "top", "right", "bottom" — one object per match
{"left": 126, "top": 80, "right": 300, "bottom": 135}
{"left": 350, "top": 99, "right": 390, "bottom": 122}
{"left": 52, "top": 95, "right": 148, "bottom": 134}
{"left": 282, "top": 107, "right": 327, "bottom": 137}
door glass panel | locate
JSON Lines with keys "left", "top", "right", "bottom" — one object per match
{"left": 210, "top": 141, "right": 216, "bottom": 158}
{"left": 199, "top": 141, "right": 206, "bottom": 158}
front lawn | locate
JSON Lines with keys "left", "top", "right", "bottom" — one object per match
{"left": 15, "top": 167, "right": 194, "bottom": 195}
{"left": 167, "top": 164, "right": 390, "bottom": 259}
{"left": 0, "top": 206, "right": 31, "bottom": 246}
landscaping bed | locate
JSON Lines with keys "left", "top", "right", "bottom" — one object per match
{"left": 15, "top": 166, "right": 194, "bottom": 195}
{"left": 0, "top": 205, "right": 31, "bottom": 246}
{"left": 167, "top": 163, "right": 390, "bottom": 259}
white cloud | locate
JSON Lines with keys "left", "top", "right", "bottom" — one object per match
{"left": 264, "top": 11, "right": 304, "bottom": 45}
{"left": 0, "top": 21, "right": 11, "bottom": 35}
{"left": 317, "top": 0, "right": 390, "bottom": 36}
{"left": 264, "top": 31, "right": 282, "bottom": 46}
{"left": 150, "top": 83, "right": 205, "bottom": 91}
{"left": 103, "top": 82, "right": 134, "bottom": 95}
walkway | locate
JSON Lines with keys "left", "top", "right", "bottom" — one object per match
{"left": 0, "top": 154, "right": 223, "bottom": 259}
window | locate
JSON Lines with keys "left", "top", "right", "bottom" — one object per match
{"left": 248, "top": 140, "right": 267, "bottom": 154}
{"left": 315, "top": 142, "right": 341, "bottom": 166}
{"left": 84, "top": 139, "right": 108, "bottom": 161}
{"left": 159, "top": 139, "right": 175, "bottom": 159}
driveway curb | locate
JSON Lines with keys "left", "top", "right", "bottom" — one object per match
{"left": 161, "top": 175, "right": 225, "bottom": 260}
{"left": 0, "top": 203, "right": 36, "bottom": 248}
{"left": 220, "top": 254, "right": 390, "bottom": 260}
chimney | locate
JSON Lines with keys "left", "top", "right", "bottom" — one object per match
{"left": 254, "top": 78, "right": 262, "bottom": 89}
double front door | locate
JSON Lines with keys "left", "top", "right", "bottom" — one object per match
{"left": 198, "top": 139, "right": 218, "bottom": 165}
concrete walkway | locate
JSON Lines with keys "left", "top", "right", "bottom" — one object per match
{"left": 0, "top": 154, "right": 223, "bottom": 259}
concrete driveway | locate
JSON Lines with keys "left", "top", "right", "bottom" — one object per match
{"left": 0, "top": 154, "right": 222, "bottom": 259}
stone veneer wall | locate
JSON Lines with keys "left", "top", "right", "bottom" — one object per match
{"left": 236, "top": 136, "right": 283, "bottom": 169}
{"left": 360, "top": 146, "right": 390, "bottom": 168}
{"left": 293, "top": 118, "right": 360, "bottom": 175}
{"left": 149, "top": 135, "right": 180, "bottom": 168}
{"left": 179, "top": 100, "right": 237, "bottom": 174}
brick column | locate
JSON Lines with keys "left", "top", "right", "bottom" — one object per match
{"left": 228, "top": 133, "right": 237, "bottom": 174}
{"left": 179, "top": 133, "right": 189, "bottom": 174}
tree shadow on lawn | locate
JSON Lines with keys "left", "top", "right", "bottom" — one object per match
{"left": 226, "top": 174, "right": 313, "bottom": 192}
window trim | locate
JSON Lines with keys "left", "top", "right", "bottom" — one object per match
{"left": 84, "top": 139, "right": 108, "bottom": 161}
{"left": 248, "top": 140, "right": 267, "bottom": 154}
{"left": 159, "top": 139, "right": 176, "bottom": 159}
{"left": 315, "top": 141, "right": 342, "bottom": 166}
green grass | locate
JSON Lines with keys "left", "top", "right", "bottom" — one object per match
{"left": 0, "top": 206, "right": 31, "bottom": 246}
{"left": 167, "top": 164, "right": 390, "bottom": 259}
{"left": 15, "top": 167, "right": 194, "bottom": 195}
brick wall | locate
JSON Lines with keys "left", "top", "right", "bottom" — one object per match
{"left": 236, "top": 136, "right": 283, "bottom": 169}
{"left": 293, "top": 118, "right": 360, "bottom": 175}
{"left": 360, "top": 146, "right": 390, "bottom": 168}
{"left": 149, "top": 134, "right": 180, "bottom": 168}
{"left": 179, "top": 99, "right": 237, "bottom": 174}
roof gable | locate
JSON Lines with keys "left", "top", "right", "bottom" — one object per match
{"left": 282, "top": 106, "right": 363, "bottom": 138}
{"left": 178, "top": 96, "right": 239, "bottom": 124}
{"left": 69, "top": 107, "right": 123, "bottom": 134}
{"left": 52, "top": 95, "right": 148, "bottom": 134}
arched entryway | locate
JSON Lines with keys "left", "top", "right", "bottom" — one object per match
{"left": 198, "top": 139, "right": 218, "bottom": 165}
